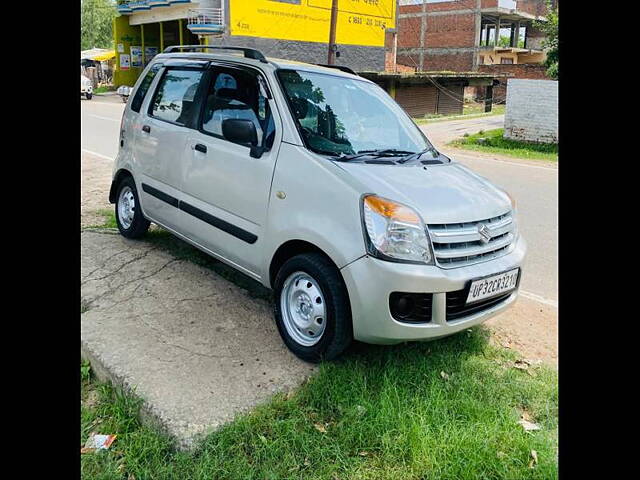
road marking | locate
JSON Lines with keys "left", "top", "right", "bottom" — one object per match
{"left": 520, "top": 290, "right": 558, "bottom": 308}
{"left": 82, "top": 149, "right": 114, "bottom": 161}
{"left": 87, "top": 114, "right": 120, "bottom": 122}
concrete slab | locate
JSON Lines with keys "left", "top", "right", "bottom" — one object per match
{"left": 81, "top": 231, "right": 315, "bottom": 450}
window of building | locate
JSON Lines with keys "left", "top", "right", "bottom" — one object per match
{"left": 501, "top": 58, "right": 514, "bottom": 64}
{"left": 479, "top": 56, "right": 485, "bottom": 65}
{"left": 201, "top": 67, "right": 275, "bottom": 149}
{"left": 149, "top": 69, "right": 204, "bottom": 126}
{"left": 131, "top": 63, "right": 162, "bottom": 113}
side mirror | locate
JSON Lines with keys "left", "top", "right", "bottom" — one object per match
{"left": 222, "top": 118, "right": 258, "bottom": 147}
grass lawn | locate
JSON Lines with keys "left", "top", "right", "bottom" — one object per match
{"left": 82, "top": 212, "right": 558, "bottom": 480}
{"left": 449, "top": 128, "right": 558, "bottom": 161}
{"left": 94, "top": 85, "right": 116, "bottom": 94}
{"left": 81, "top": 330, "right": 557, "bottom": 480}
{"left": 413, "top": 104, "right": 505, "bottom": 125}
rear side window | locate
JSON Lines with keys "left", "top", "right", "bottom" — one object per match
{"left": 131, "top": 63, "right": 162, "bottom": 113}
{"left": 149, "top": 69, "right": 204, "bottom": 126}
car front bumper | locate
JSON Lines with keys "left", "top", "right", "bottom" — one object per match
{"left": 340, "top": 235, "right": 527, "bottom": 344}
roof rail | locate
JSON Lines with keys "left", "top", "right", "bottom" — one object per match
{"left": 316, "top": 64, "right": 358, "bottom": 76}
{"left": 162, "top": 45, "right": 268, "bottom": 63}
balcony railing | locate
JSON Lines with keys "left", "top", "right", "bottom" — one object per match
{"left": 117, "top": 1, "right": 192, "bottom": 14}
{"left": 186, "top": 8, "right": 225, "bottom": 36}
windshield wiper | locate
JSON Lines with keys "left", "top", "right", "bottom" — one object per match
{"left": 338, "top": 148, "right": 416, "bottom": 162}
{"left": 397, "top": 146, "right": 439, "bottom": 164}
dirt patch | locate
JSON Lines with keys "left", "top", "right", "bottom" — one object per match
{"left": 81, "top": 152, "right": 113, "bottom": 227}
{"left": 486, "top": 296, "right": 557, "bottom": 366}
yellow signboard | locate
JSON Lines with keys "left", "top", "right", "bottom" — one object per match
{"left": 230, "top": 0, "right": 396, "bottom": 47}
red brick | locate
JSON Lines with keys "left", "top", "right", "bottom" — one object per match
{"left": 424, "top": 14, "right": 476, "bottom": 48}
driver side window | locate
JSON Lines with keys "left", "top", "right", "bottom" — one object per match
{"left": 201, "top": 67, "right": 275, "bottom": 149}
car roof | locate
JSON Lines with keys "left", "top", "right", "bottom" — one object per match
{"left": 152, "top": 52, "right": 372, "bottom": 82}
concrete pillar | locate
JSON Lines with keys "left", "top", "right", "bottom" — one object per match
{"left": 514, "top": 21, "right": 521, "bottom": 47}
{"left": 141, "top": 24, "right": 145, "bottom": 66}
{"left": 389, "top": 79, "right": 397, "bottom": 99}
{"left": 495, "top": 17, "right": 500, "bottom": 46}
{"left": 419, "top": 0, "right": 426, "bottom": 71}
{"left": 484, "top": 85, "right": 493, "bottom": 113}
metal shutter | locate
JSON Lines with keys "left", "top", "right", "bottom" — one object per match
{"left": 394, "top": 85, "right": 438, "bottom": 117}
{"left": 436, "top": 84, "right": 464, "bottom": 116}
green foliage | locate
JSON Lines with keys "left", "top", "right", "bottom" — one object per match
{"left": 451, "top": 128, "right": 558, "bottom": 161}
{"left": 81, "top": 361, "right": 91, "bottom": 382}
{"left": 81, "top": 0, "right": 117, "bottom": 50}
{"left": 498, "top": 35, "right": 525, "bottom": 49}
{"left": 535, "top": 1, "right": 559, "bottom": 80}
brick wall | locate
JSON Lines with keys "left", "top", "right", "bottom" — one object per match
{"left": 424, "top": 51, "right": 475, "bottom": 71}
{"left": 479, "top": 63, "right": 548, "bottom": 101}
{"left": 424, "top": 14, "right": 477, "bottom": 48}
{"left": 218, "top": 34, "right": 386, "bottom": 72}
{"left": 504, "top": 79, "right": 558, "bottom": 144}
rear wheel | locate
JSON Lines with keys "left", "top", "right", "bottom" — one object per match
{"left": 115, "top": 177, "right": 150, "bottom": 239}
{"left": 274, "top": 253, "right": 353, "bottom": 362}
{"left": 85, "top": 92, "right": 92, "bottom": 100}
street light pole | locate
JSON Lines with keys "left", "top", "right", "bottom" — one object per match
{"left": 327, "top": 0, "right": 339, "bottom": 64}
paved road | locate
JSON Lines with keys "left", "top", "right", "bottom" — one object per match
{"left": 81, "top": 101, "right": 557, "bottom": 304}
{"left": 421, "top": 114, "right": 505, "bottom": 146}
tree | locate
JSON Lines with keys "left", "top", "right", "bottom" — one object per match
{"left": 81, "top": 0, "right": 117, "bottom": 50}
{"left": 534, "top": 1, "right": 559, "bottom": 79}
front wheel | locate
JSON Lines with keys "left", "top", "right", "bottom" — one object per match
{"left": 85, "top": 92, "right": 92, "bottom": 100}
{"left": 115, "top": 177, "right": 150, "bottom": 239}
{"left": 274, "top": 253, "right": 353, "bottom": 363}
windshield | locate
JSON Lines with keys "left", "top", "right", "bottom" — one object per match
{"left": 277, "top": 69, "right": 435, "bottom": 158}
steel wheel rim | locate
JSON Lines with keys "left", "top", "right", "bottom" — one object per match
{"left": 280, "top": 271, "right": 327, "bottom": 347}
{"left": 118, "top": 186, "right": 136, "bottom": 229}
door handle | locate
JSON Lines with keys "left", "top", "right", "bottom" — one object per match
{"left": 194, "top": 143, "right": 207, "bottom": 154}
{"left": 142, "top": 125, "right": 151, "bottom": 133}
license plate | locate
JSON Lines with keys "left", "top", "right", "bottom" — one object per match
{"left": 466, "top": 268, "right": 520, "bottom": 305}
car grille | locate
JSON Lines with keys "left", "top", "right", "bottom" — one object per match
{"left": 428, "top": 211, "right": 516, "bottom": 268}
{"left": 446, "top": 289, "right": 513, "bottom": 322}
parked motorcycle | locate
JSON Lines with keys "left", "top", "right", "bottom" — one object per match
{"left": 117, "top": 85, "right": 132, "bottom": 103}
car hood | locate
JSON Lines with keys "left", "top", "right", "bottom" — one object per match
{"left": 334, "top": 161, "right": 511, "bottom": 224}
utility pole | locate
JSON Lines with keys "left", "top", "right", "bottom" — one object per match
{"left": 327, "top": 0, "right": 339, "bottom": 65}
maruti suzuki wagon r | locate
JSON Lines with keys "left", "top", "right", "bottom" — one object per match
{"left": 110, "top": 46, "right": 526, "bottom": 362}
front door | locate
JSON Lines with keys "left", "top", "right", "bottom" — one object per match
{"left": 135, "top": 64, "right": 206, "bottom": 231}
{"left": 180, "top": 64, "right": 282, "bottom": 279}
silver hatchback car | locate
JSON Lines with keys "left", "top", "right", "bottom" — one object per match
{"left": 110, "top": 46, "right": 526, "bottom": 362}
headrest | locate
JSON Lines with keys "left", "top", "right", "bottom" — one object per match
{"left": 216, "top": 88, "right": 238, "bottom": 100}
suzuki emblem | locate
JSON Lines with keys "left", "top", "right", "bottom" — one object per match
{"left": 477, "top": 224, "right": 492, "bottom": 244}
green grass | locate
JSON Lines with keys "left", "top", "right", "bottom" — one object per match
{"left": 449, "top": 128, "right": 558, "bottom": 161}
{"left": 81, "top": 330, "right": 557, "bottom": 479}
{"left": 94, "top": 85, "right": 116, "bottom": 94}
{"left": 413, "top": 104, "right": 505, "bottom": 125}
{"left": 87, "top": 209, "right": 118, "bottom": 229}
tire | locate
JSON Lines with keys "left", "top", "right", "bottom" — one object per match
{"left": 115, "top": 176, "right": 150, "bottom": 239}
{"left": 85, "top": 92, "right": 92, "bottom": 100}
{"left": 274, "top": 253, "right": 353, "bottom": 363}
{"left": 122, "top": 95, "right": 128, "bottom": 103}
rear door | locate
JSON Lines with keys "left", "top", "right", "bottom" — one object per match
{"left": 179, "top": 63, "right": 282, "bottom": 278}
{"left": 134, "top": 61, "right": 207, "bottom": 231}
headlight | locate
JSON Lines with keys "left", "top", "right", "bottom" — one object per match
{"left": 361, "top": 194, "right": 434, "bottom": 264}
